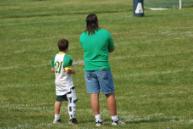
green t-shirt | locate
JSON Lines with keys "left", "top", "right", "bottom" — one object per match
{"left": 51, "top": 52, "right": 73, "bottom": 71}
{"left": 80, "top": 28, "right": 115, "bottom": 71}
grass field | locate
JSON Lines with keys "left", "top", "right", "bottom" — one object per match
{"left": 1, "top": 0, "right": 193, "bottom": 129}
{"left": 145, "top": 0, "right": 193, "bottom": 8}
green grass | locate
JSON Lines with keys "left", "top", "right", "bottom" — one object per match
{"left": 0, "top": 0, "right": 193, "bottom": 129}
{"left": 145, "top": 0, "right": 193, "bottom": 8}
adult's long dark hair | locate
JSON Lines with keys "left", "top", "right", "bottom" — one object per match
{"left": 86, "top": 13, "right": 99, "bottom": 35}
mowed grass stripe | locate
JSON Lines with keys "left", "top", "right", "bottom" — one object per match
{"left": 1, "top": 50, "right": 192, "bottom": 71}
{"left": 1, "top": 0, "right": 193, "bottom": 129}
{"left": 113, "top": 68, "right": 193, "bottom": 78}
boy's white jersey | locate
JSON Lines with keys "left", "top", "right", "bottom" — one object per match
{"left": 54, "top": 53, "right": 74, "bottom": 96}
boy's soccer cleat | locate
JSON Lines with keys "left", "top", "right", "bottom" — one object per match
{"left": 112, "top": 119, "right": 125, "bottom": 126}
{"left": 53, "top": 119, "right": 61, "bottom": 124}
{"left": 69, "top": 118, "right": 78, "bottom": 125}
{"left": 95, "top": 120, "right": 103, "bottom": 126}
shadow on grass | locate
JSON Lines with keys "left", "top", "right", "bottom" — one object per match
{"left": 75, "top": 115, "right": 180, "bottom": 126}
{"left": 0, "top": 10, "right": 127, "bottom": 19}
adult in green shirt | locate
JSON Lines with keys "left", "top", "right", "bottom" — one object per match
{"left": 80, "top": 13, "right": 123, "bottom": 126}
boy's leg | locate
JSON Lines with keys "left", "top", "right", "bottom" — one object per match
{"left": 66, "top": 88, "right": 78, "bottom": 124}
{"left": 55, "top": 101, "right": 62, "bottom": 114}
{"left": 67, "top": 97, "right": 76, "bottom": 119}
{"left": 53, "top": 101, "right": 62, "bottom": 123}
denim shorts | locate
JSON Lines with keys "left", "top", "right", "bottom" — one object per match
{"left": 84, "top": 70, "right": 115, "bottom": 94}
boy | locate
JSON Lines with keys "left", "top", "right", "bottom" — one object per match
{"left": 51, "top": 38, "right": 78, "bottom": 124}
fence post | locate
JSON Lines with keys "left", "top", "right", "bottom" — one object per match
{"left": 179, "top": 0, "right": 182, "bottom": 9}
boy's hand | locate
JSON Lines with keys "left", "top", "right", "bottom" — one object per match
{"left": 64, "top": 67, "right": 75, "bottom": 74}
{"left": 73, "top": 60, "right": 84, "bottom": 66}
{"left": 51, "top": 68, "right": 55, "bottom": 73}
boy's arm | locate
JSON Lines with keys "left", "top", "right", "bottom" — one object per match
{"left": 64, "top": 67, "right": 75, "bottom": 74}
{"left": 51, "top": 68, "right": 55, "bottom": 73}
{"left": 50, "top": 56, "right": 55, "bottom": 73}
{"left": 63, "top": 55, "right": 75, "bottom": 74}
